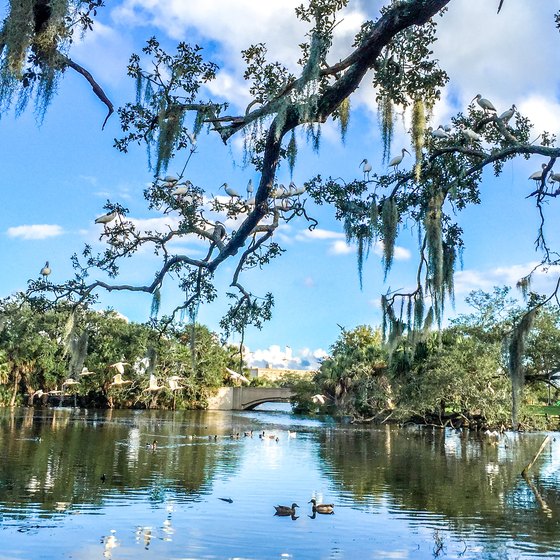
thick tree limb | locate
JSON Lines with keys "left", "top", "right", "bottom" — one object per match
{"left": 59, "top": 53, "right": 114, "bottom": 129}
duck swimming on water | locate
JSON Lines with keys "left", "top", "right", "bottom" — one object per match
{"left": 274, "top": 503, "right": 299, "bottom": 516}
{"left": 309, "top": 498, "right": 334, "bottom": 514}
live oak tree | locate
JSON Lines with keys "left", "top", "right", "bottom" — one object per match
{"left": 7, "top": 0, "right": 560, "bottom": 426}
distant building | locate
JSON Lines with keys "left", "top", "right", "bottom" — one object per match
{"left": 248, "top": 367, "right": 316, "bottom": 382}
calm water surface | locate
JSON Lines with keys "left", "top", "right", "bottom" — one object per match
{"left": 0, "top": 405, "right": 559, "bottom": 559}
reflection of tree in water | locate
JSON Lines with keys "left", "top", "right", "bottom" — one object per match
{"left": 0, "top": 408, "right": 243, "bottom": 518}
{"left": 317, "top": 426, "right": 560, "bottom": 547}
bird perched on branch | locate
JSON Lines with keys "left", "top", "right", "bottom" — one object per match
{"left": 498, "top": 104, "right": 516, "bottom": 124}
{"left": 95, "top": 211, "right": 117, "bottom": 226}
{"left": 40, "top": 261, "right": 51, "bottom": 279}
{"left": 360, "top": 158, "right": 373, "bottom": 180}
{"left": 430, "top": 125, "right": 450, "bottom": 139}
{"left": 472, "top": 94, "right": 497, "bottom": 113}
{"left": 529, "top": 163, "right": 547, "bottom": 182}
{"left": 460, "top": 125, "right": 482, "bottom": 142}
{"left": 389, "top": 148, "right": 410, "bottom": 171}
{"left": 220, "top": 182, "right": 241, "bottom": 199}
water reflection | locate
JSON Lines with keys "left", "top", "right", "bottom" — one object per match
{"left": 0, "top": 407, "right": 559, "bottom": 559}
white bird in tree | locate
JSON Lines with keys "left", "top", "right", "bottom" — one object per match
{"left": 62, "top": 378, "right": 80, "bottom": 389}
{"left": 460, "top": 125, "right": 482, "bottom": 142}
{"left": 168, "top": 376, "right": 184, "bottom": 391}
{"left": 221, "top": 182, "right": 241, "bottom": 199}
{"left": 472, "top": 93, "right": 497, "bottom": 113}
{"left": 79, "top": 366, "right": 96, "bottom": 376}
{"left": 529, "top": 163, "right": 547, "bottom": 182}
{"left": 311, "top": 394, "right": 326, "bottom": 405}
{"left": 40, "top": 261, "right": 51, "bottom": 279}
{"left": 498, "top": 104, "right": 516, "bottom": 124}
{"left": 226, "top": 367, "right": 250, "bottom": 384}
{"left": 360, "top": 158, "right": 373, "bottom": 180}
{"left": 163, "top": 175, "right": 179, "bottom": 184}
{"left": 430, "top": 125, "right": 450, "bottom": 139}
{"left": 146, "top": 374, "right": 163, "bottom": 392}
{"left": 211, "top": 221, "right": 227, "bottom": 242}
{"left": 110, "top": 373, "right": 131, "bottom": 387}
{"left": 95, "top": 210, "right": 117, "bottom": 226}
{"left": 109, "top": 361, "right": 129, "bottom": 375}
{"left": 388, "top": 148, "right": 410, "bottom": 170}
{"left": 549, "top": 171, "right": 560, "bottom": 184}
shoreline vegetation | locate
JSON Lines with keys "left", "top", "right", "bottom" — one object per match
{"left": 2, "top": 286, "right": 560, "bottom": 432}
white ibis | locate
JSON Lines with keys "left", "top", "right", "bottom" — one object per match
{"left": 226, "top": 367, "right": 250, "bottom": 384}
{"left": 360, "top": 158, "right": 373, "bottom": 180}
{"left": 62, "top": 378, "right": 80, "bottom": 389}
{"left": 389, "top": 148, "right": 410, "bottom": 170}
{"left": 147, "top": 374, "right": 163, "bottom": 392}
{"left": 498, "top": 104, "right": 516, "bottom": 124}
{"left": 109, "top": 361, "right": 129, "bottom": 375}
{"left": 163, "top": 175, "right": 179, "bottom": 184}
{"left": 549, "top": 171, "right": 560, "bottom": 184}
{"left": 110, "top": 373, "right": 131, "bottom": 387}
{"left": 430, "top": 125, "right": 450, "bottom": 139}
{"left": 171, "top": 184, "right": 189, "bottom": 196}
{"left": 95, "top": 211, "right": 117, "bottom": 226}
{"left": 472, "top": 94, "right": 497, "bottom": 113}
{"left": 460, "top": 125, "right": 482, "bottom": 142}
{"left": 529, "top": 163, "right": 547, "bottom": 181}
{"left": 79, "top": 366, "right": 95, "bottom": 376}
{"left": 168, "top": 376, "right": 184, "bottom": 391}
{"left": 220, "top": 182, "right": 241, "bottom": 199}
{"left": 211, "top": 222, "right": 227, "bottom": 242}
{"left": 311, "top": 394, "right": 326, "bottom": 404}
{"left": 40, "top": 261, "right": 51, "bottom": 279}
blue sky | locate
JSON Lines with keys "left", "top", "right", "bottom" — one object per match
{"left": 2, "top": 0, "right": 560, "bottom": 369}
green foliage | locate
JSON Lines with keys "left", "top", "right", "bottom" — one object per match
{"left": 315, "top": 325, "right": 391, "bottom": 419}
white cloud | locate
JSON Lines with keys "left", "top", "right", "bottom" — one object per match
{"left": 246, "top": 344, "right": 326, "bottom": 370}
{"left": 330, "top": 240, "right": 353, "bottom": 255}
{"left": 298, "top": 228, "right": 345, "bottom": 241}
{"left": 454, "top": 262, "right": 560, "bottom": 297}
{"left": 7, "top": 224, "right": 64, "bottom": 240}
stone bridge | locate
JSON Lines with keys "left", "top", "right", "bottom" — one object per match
{"left": 206, "top": 387, "right": 295, "bottom": 411}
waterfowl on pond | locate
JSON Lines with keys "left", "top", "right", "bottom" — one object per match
{"left": 146, "top": 439, "right": 157, "bottom": 450}
{"left": 309, "top": 498, "right": 334, "bottom": 514}
{"left": 274, "top": 503, "right": 299, "bottom": 516}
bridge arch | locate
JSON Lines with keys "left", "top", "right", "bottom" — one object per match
{"left": 207, "top": 387, "right": 295, "bottom": 411}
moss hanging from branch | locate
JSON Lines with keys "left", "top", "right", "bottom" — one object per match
{"left": 339, "top": 97, "right": 350, "bottom": 143}
{"left": 381, "top": 197, "right": 398, "bottom": 277}
{"left": 508, "top": 308, "right": 538, "bottom": 430}
{"left": 287, "top": 129, "right": 297, "bottom": 177}
{"left": 379, "top": 94, "right": 394, "bottom": 164}
{"left": 150, "top": 287, "right": 161, "bottom": 319}
{"left": 411, "top": 98, "right": 426, "bottom": 182}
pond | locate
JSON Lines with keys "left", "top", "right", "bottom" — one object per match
{"left": 0, "top": 405, "right": 559, "bottom": 559}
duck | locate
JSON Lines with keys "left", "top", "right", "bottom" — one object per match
{"left": 274, "top": 503, "right": 299, "bottom": 516}
{"left": 146, "top": 439, "right": 157, "bottom": 450}
{"left": 309, "top": 498, "right": 334, "bottom": 514}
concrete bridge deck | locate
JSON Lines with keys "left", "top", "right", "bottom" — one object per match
{"left": 206, "top": 387, "right": 295, "bottom": 411}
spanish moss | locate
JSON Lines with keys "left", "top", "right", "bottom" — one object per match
{"left": 411, "top": 98, "right": 425, "bottom": 182}
{"left": 508, "top": 308, "right": 537, "bottom": 430}
{"left": 381, "top": 197, "right": 398, "bottom": 277}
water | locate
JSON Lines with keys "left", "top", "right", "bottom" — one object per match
{"left": 0, "top": 406, "right": 559, "bottom": 559}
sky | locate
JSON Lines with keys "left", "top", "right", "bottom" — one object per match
{"left": 2, "top": 0, "right": 560, "bottom": 370}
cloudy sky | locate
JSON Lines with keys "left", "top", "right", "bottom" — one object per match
{"left": 1, "top": 0, "right": 560, "bottom": 370}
